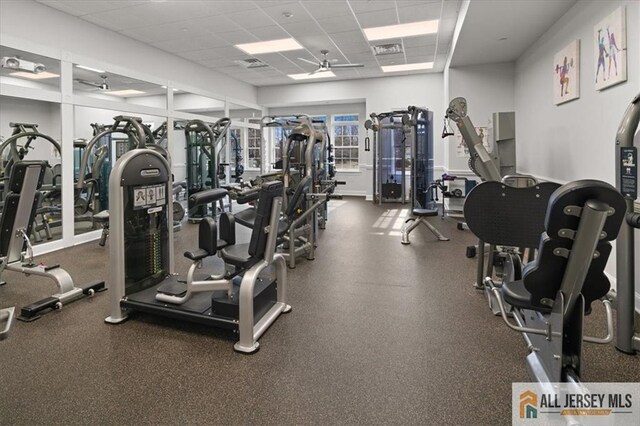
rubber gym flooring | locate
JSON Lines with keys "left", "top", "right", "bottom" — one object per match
{"left": 1, "top": 197, "right": 638, "bottom": 425}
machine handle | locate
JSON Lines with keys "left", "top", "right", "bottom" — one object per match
{"left": 364, "top": 136, "right": 371, "bottom": 152}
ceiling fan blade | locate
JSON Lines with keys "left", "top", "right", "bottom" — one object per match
{"left": 75, "top": 78, "right": 100, "bottom": 88}
{"left": 298, "top": 57, "right": 319, "bottom": 66}
{"left": 331, "top": 63, "right": 364, "bottom": 68}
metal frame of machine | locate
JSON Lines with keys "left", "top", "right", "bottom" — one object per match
{"left": 104, "top": 147, "right": 291, "bottom": 353}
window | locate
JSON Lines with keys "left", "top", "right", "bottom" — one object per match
{"left": 229, "top": 128, "right": 242, "bottom": 168}
{"left": 247, "top": 119, "right": 261, "bottom": 169}
{"left": 332, "top": 114, "right": 359, "bottom": 170}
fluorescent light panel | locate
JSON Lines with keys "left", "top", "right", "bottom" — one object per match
{"left": 108, "top": 89, "right": 146, "bottom": 96}
{"left": 288, "top": 71, "right": 336, "bottom": 80}
{"left": 76, "top": 64, "right": 106, "bottom": 73}
{"left": 364, "top": 20, "right": 439, "bottom": 41}
{"left": 235, "top": 38, "right": 303, "bottom": 55}
{"left": 9, "top": 71, "right": 59, "bottom": 79}
{"left": 381, "top": 62, "right": 434, "bottom": 73}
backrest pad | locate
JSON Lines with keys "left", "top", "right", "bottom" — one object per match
{"left": 248, "top": 181, "right": 283, "bottom": 258}
{"left": 523, "top": 180, "right": 626, "bottom": 313}
{"left": 464, "top": 181, "right": 561, "bottom": 248}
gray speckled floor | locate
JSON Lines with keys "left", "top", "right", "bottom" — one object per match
{"left": 0, "top": 197, "right": 638, "bottom": 425}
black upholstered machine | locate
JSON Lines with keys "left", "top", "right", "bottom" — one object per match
{"left": 465, "top": 179, "right": 625, "bottom": 385}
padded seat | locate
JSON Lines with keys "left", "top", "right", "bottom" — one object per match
{"left": 234, "top": 208, "right": 257, "bottom": 228}
{"left": 412, "top": 208, "right": 438, "bottom": 217}
{"left": 221, "top": 243, "right": 252, "bottom": 267}
{"left": 94, "top": 210, "right": 109, "bottom": 222}
{"left": 184, "top": 249, "right": 210, "bottom": 261}
{"left": 501, "top": 280, "right": 551, "bottom": 313}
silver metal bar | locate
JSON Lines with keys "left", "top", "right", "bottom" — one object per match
{"left": 559, "top": 199, "right": 609, "bottom": 320}
{"left": 264, "top": 197, "right": 283, "bottom": 263}
{"left": 0, "top": 307, "right": 15, "bottom": 340}
{"left": 583, "top": 299, "right": 614, "bottom": 344}
{"left": 487, "top": 280, "right": 550, "bottom": 337}
{"left": 234, "top": 260, "right": 267, "bottom": 353}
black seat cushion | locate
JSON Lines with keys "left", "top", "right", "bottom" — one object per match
{"left": 184, "top": 249, "right": 210, "bottom": 261}
{"left": 188, "top": 188, "right": 228, "bottom": 209}
{"left": 221, "top": 243, "right": 252, "bottom": 267}
{"left": 234, "top": 208, "right": 257, "bottom": 228}
{"left": 413, "top": 208, "right": 438, "bottom": 217}
{"left": 501, "top": 280, "right": 551, "bottom": 313}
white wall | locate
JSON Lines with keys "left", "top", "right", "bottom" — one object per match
{"left": 514, "top": 0, "right": 639, "bottom": 282}
{"left": 515, "top": 0, "right": 639, "bottom": 183}
{"left": 0, "top": 0, "right": 257, "bottom": 103}
{"left": 447, "top": 62, "right": 516, "bottom": 173}
{"left": 258, "top": 73, "right": 445, "bottom": 198}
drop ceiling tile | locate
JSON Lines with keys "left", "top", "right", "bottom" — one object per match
{"left": 225, "top": 8, "right": 276, "bottom": 30}
{"left": 299, "top": 1, "right": 354, "bottom": 19}
{"left": 355, "top": 9, "right": 399, "bottom": 28}
{"left": 327, "top": 30, "right": 365, "bottom": 45}
{"left": 348, "top": 0, "right": 397, "bottom": 14}
{"left": 396, "top": 1, "right": 441, "bottom": 8}
{"left": 151, "top": 35, "right": 229, "bottom": 53}
{"left": 121, "top": 22, "right": 212, "bottom": 44}
{"left": 248, "top": 26, "right": 290, "bottom": 40}
{"left": 316, "top": 15, "right": 361, "bottom": 34}
{"left": 189, "top": 15, "right": 244, "bottom": 33}
{"left": 402, "top": 35, "right": 437, "bottom": 48}
{"left": 258, "top": 2, "right": 313, "bottom": 24}
{"left": 217, "top": 30, "right": 260, "bottom": 44}
{"left": 197, "top": 57, "right": 238, "bottom": 68}
{"left": 279, "top": 20, "right": 321, "bottom": 38}
{"left": 397, "top": 4, "right": 442, "bottom": 22}
{"left": 37, "top": 0, "right": 145, "bottom": 16}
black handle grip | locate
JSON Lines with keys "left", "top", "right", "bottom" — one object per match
{"left": 364, "top": 136, "right": 370, "bottom": 152}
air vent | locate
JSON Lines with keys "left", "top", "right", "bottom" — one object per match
{"left": 235, "top": 58, "right": 269, "bottom": 69}
{"left": 372, "top": 43, "right": 404, "bottom": 56}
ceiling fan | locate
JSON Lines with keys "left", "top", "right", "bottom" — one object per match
{"left": 298, "top": 50, "right": 363, "bottom": 74}
{"left": 75, "top": 74, "right": 110, "bottom": 90}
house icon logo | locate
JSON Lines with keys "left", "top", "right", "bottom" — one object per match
{"left": 520, "top": 390, "right": 538, "bottom": 419}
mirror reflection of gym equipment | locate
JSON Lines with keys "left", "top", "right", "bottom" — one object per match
{"left": 185, "top": 117, "right": 231, "bottom": 222}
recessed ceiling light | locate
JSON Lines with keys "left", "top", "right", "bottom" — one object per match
{"left": 9, "top": 71, "right": 60, "bottom": 80}
{"left": 364, "top": 20, "right": 439, "bottom": 41}
{"left": 108, "top": 89, "right": 146, "bottom": 96}
{"left": 381, "top": 62, "right": 434, "bottom": 73}
{"left": 235, "top": 38, "right": 303, "bottom": 55}
{"left": 498, "top": 37, "right": 508, "bottom": 41}
{"left": 161, "top": 85, "right": 179, "bottom": 91}
{"left": 282, "top": 11, "right": 293, "bottom": 18}
{"left": 76, "top": 64, "right": 106, "bottom": 73}
{"left": 288, "top": 71, "right": 336, "bottom": 80}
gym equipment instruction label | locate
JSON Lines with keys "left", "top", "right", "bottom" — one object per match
{"left": 620, "top": 147, "right": 637, "bottom": 199}
{"left": 133, "top": 184, "right": 166, "bottom": 210}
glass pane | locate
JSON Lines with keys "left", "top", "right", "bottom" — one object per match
{"left": 0, "top": 46, "right": 61, "bottom": 94}
{"left": 1, "top": 97, "right": 62, "bottom": 245}
{"left": 73, "top": 65, "right": 166, "bottom": 107}
{"left": 72, "top": 106, "right": 166, "bottom": 236}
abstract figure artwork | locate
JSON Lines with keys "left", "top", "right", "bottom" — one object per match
{"left": 553, "top": 40, "right": 580, "bottom": 105}
{"left": 594, "top": 6, "right": 627, "bottom": 91}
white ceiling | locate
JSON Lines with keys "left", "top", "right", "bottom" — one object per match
{"left": 36, "top": 0, "right": 461, "bottom": 87}
{"left": 450, "top": 0, "right": 576, "bottom": 67}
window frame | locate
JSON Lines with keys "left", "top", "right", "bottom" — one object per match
{"left": 331, "top": 113, "right": 360, "bottom": 172}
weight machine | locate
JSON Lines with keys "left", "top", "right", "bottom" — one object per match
{"left": 614, "top": 92, "right": 640, "bottom": 355}
{"left": 184, "top": 117, "right": 231, "bottom": 222}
